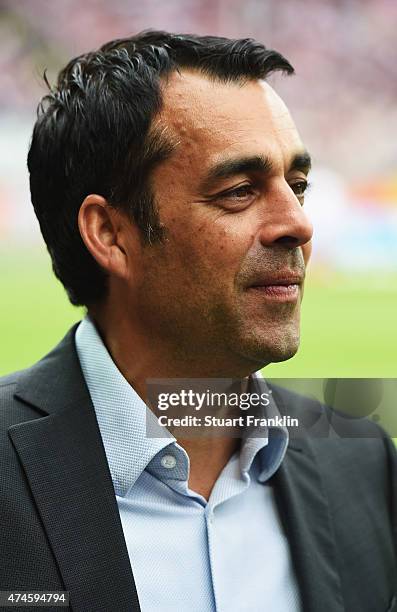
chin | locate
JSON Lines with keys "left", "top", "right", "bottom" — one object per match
{"left": 265, "top": 343, "right": 299, "bottom": 363}
{"left": 240, "top": 325, "right": 301, "bottom": 366}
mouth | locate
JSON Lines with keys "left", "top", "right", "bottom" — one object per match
{"left": 247, "top": 273, "right": 303, "bottom": 302}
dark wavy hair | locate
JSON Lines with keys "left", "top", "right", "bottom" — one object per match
{"left": 28, "top": 31, "right": 294, "bottom": 306}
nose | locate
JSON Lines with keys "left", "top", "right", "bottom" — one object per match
{"left": 258, "top": 182, "right": 313, "bottom": 250}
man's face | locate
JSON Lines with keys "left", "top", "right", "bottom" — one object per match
{"left": 123, "top": 70, "right": 313, "bottom": 375}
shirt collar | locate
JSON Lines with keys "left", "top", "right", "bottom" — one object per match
{"left": 75, "top": 316, "right": 175, "bottom": 497}
{"left": 243, "top": 371, "right": 289, "bottom": 482}
{"left": 75, "top": 316, "right": 289, "bottom": 496}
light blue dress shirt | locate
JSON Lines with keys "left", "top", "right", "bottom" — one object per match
{"left": 75, "top": 316, "right": 301, "bottom": 611}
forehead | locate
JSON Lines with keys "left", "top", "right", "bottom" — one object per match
{"left": 157, "top": 69, "right": 303, "bottom": 170}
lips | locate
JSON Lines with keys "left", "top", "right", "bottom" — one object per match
{"left": 247, "top": 271, "right": 303, "bottom": 302}
{"left": 249, "top": 272, "right": 304, "bottom": 288}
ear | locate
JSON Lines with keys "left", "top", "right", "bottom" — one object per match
{"left": 78, "top": 194, "right": 135, "bottom": 280}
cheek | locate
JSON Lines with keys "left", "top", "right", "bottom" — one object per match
{"left": 169, "top": 211, "right": 241, "bottom": 259}
{"left": 190, "top": 224, "right": 249, "bottom": 274}
{"left": 162, "top": 206, "right": 255, "bottom": 288}
{"left": 302, "top": 240, "right": 312, "bottom": 266}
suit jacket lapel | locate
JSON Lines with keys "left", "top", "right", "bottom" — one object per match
{"left": 8, "top": 325, "right": 140, "bottom": 612}
{"left": 260, "top": 381, "right": 344, "bottom": 612}
{"left": 272, "top": 434, "right": 345, "bottom": 611}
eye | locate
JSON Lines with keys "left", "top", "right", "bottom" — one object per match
{"left": 227, "top": 185, "right": 255, "bottom": 198}
{"left": 290, "top": 180, "right": 310, "bottom": 203}
{"left": 216, "top": 184, "right": 256, "bottom": 204}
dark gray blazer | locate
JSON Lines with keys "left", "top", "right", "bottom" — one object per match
{"left": 0, "top": 324, "right": 396, "bottom": 612}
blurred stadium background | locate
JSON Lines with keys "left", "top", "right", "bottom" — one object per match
{"left": 1, "top": 0, "right": 396, "bottom": 379}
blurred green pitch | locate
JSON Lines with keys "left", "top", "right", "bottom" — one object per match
{"left": 1, "top": 248, "right": 396, "bottom": 378}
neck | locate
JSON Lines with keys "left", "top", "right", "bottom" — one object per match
{"left": 90, "top": 311, "right": 252, "bottom": 500}
{"left": 89, "top": 308, "right": 257, "bottom": 397}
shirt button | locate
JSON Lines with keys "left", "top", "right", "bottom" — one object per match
{"left": 161, "top": 454, "right": 177, "bottom": 469}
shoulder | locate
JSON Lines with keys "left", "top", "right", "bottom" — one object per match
{"left": 271, "top": 383, "right": 396, "bottom": 520}
{"left": 0, "top": 367, "right": 44, "bottom": 511}
{"left": 0, "top": 322, "right": 82, "bottom": 433}
{"left": 0, "top": 368, "right": 39, "bottom": 430}
{"left": 269, "top": 380, "right": 391, "bottom": 437}
{"left": 269, "top": 380, "right": 396, "bottom": 479}
{"left": 270, "top": 382, "right": 396, "bottom": 545}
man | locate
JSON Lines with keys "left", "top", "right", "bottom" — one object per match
{"left": 0, "top": 31, "right": 396, "bottom": 612}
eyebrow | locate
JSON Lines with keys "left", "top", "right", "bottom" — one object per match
{"left": 199, "top": 155, "right": 272, "bottom": 192}
{"left": 289, "top": 151, "right": 312, "bottom": 173}
{"left": 199, "top": 150, "right": 312, "bottom": 193}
